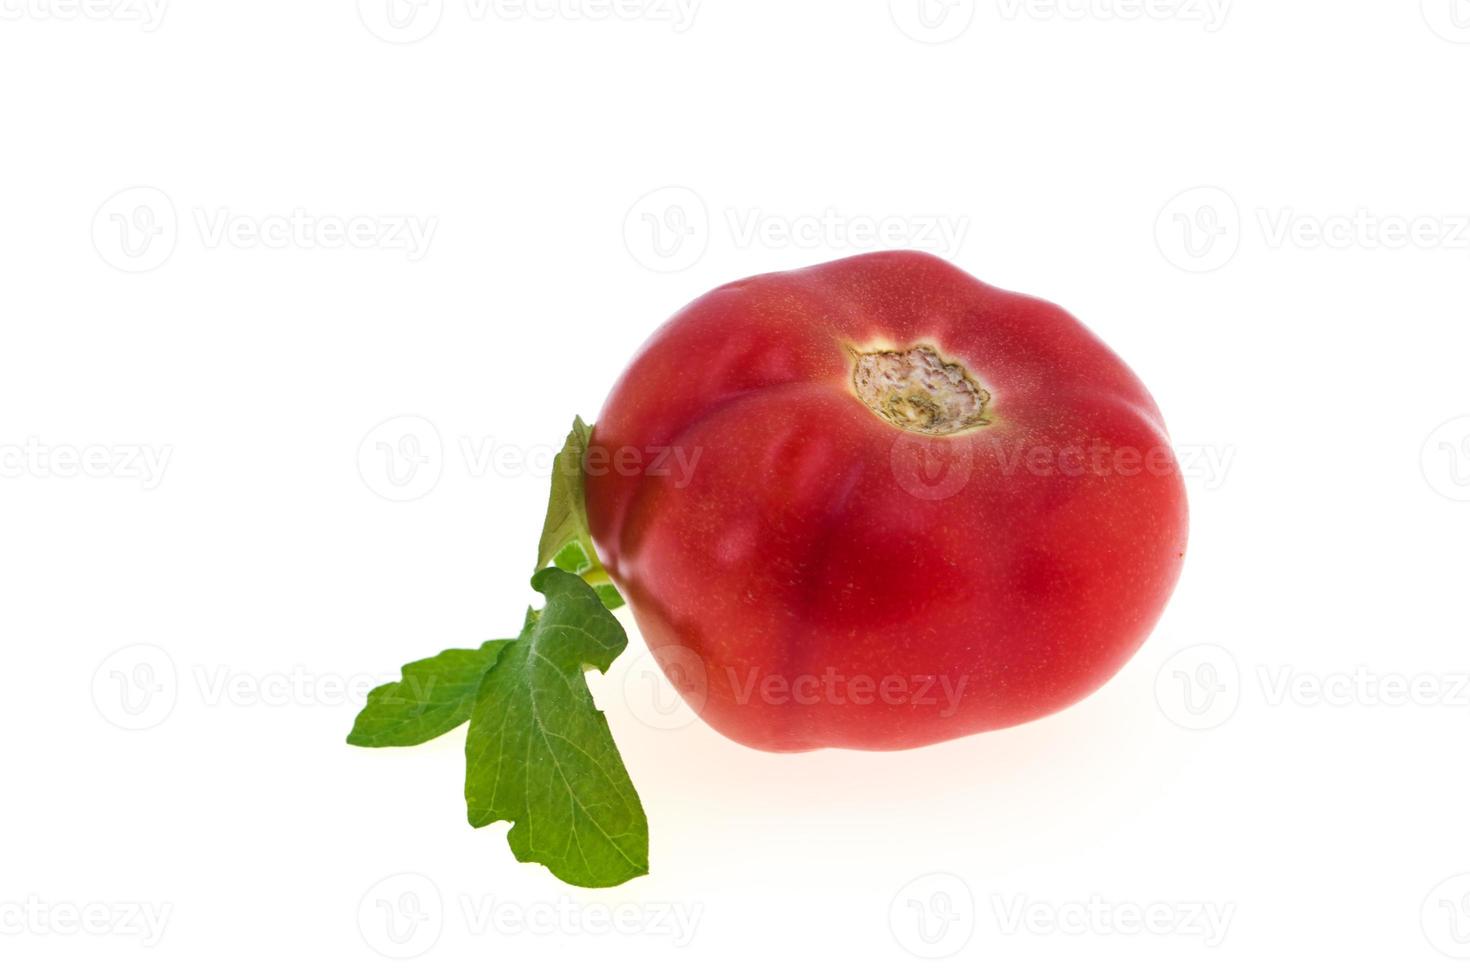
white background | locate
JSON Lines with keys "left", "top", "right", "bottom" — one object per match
{"left": 3, "top": 1, "right": 1470, "bottom": 976}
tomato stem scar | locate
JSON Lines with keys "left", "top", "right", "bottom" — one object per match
{"left": 847, "top": 343, "right": 992, "bottom": 435}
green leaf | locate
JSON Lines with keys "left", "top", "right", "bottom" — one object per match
{"left": 347, "top": 419, "right": 643, "bottom": 888}
{"left": 552, "top": 539, "right": 626, "bottom": 611}
{"left": 552, "top": 540, "right": 593, "bottom": 574}
{"left": 536, "top": 418, "right": 624, "bottom": 611}
{"left": 464, "top": 567, "right": 647, "bottom": 888}
{"left": 347, "top": 641, "right": 510, "bottom": 747}
{"left": 592, "top": 583, "right": 625, "bottom": 611}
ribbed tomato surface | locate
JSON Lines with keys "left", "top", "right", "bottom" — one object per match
{"left": 586, "top": 251, "right": 1187, "bottom": 751}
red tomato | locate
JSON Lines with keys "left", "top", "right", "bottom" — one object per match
{"left": 586, "top": 251, "right": 1187, "bottom": 751}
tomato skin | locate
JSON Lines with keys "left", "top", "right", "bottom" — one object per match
{"left": 586, "top": 251, "right": 1187, "bottom": 752}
